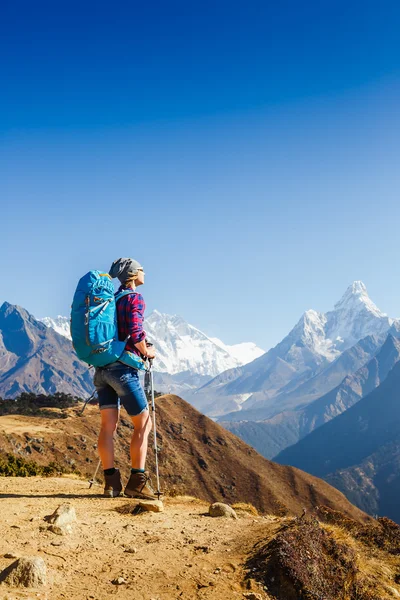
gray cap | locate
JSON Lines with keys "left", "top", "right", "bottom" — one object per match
{"left": 109, "top": 257, "right": 143, "bottom": 283}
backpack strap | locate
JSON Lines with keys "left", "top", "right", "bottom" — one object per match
{"left": 115, "top": 290, "right": 137, "bottom": 303}
{"left": 114, "top": 290, "right": 138, "bottom": 345}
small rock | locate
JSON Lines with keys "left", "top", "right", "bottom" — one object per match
{"left": 50, "top": 541, "right": 63, "bottom": 547}
{"left": 243, "top": 593, "right": 263, "bottom": 600}
{"left": 209, "top": 502, "right": 238, "bottom": 519}
{"left": 46, "top": 503, "right": 77, "bottom": 527}
{"left": 111, "top": 576, "right": 126, "bottom": 585}
{"left": 123, "top": 547, "right": 138, "bottom": 554}
{"left": 4, "top": 553, "right": 19, "bottom": 559}
{"left": 136, "top": 500, "right": 163, "bottom": 513}
{"left": 0, "top": 556, "right": 47, "bottom": 587}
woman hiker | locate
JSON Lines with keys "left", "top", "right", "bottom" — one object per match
{"left": 93, "top": 257, "right": 157, "bottom": 499}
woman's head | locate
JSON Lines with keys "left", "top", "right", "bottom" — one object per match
{"left": 109, "top": 257, "right": 145, "bottom": 288}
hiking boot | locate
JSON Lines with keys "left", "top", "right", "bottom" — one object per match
{"left": 124, "top": 471, "right": 157, "bottom": 500}
{"left": 104, "top": 469, "right": 122, "bottom": 498}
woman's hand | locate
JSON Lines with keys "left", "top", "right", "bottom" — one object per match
{"left": 146, "top": 346, "right": 156, "bottom": 359}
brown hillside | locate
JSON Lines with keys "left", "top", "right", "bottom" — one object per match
{"left": 0, "top": 394, "right": 369, "bottom": 521}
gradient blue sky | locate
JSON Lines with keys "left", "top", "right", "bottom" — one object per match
{"left": 1, "top": 0, "right": 399, "bottom": 349}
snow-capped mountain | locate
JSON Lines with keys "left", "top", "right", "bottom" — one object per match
{"left": 210, "top": 337, "right": 264, "bottom": 365}
{"left": 287, "top": 281, "right": 393, "bottom": 362}
{"left": 144, "top": 310, "right": 264, "bottom": 376}
{"left": 39, "top": 309, "right": 264, "bottom": 378}
{"left": 192, "top": 281, "right": 397, "bottom": 418}
{"left": 325, "top": 281, "right": 392, "bottom": 351}
{"left": 39, "top": 316, "right": 71, "bottom": 339}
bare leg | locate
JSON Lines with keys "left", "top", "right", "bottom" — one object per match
{"left": 98, "top": 408, "right": 119, "bottom": 469}
{"left": 130, "top": 409, "right": 152, "bottom": 470}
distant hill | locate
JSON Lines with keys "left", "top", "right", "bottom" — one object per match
{"left": 0, "top": 302, "right": 93, "bottom": 399}
{"left": 274, "top": 361, "right": 400, "bottom": 522}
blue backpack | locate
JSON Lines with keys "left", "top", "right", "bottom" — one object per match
{"left": 70, "top": 270, "right": 146, "bottom": 370}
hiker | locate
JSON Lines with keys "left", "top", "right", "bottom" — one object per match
{"left": 93, "top": 257, "right": 157, "bottom": 499}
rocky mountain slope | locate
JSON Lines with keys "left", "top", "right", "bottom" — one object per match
{"left": 274, "top": 360, "right": 400, "bottom": 523}
{"left": 223, "top": 333, "right": 400, "bottom": 458}
{"left": 0, "top": 303, "right": 93, "bottom": 399}
{"left": 192, "top": 281, "right": 395, "bottom": 419}
{"left": 1, "top": 477, "right": 399, "bottom": 600}
{"left": 0, "top": 393, "right": 368, "bottom": 520}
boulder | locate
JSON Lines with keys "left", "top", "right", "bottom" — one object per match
{"left": 0, "top": 556, "right": 47, "bottom": 587}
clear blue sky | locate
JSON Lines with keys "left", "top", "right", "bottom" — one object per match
{"left": 1, "top": 0, "right": 399, "bottom": 349}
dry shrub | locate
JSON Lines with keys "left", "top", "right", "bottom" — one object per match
{"left": 246, "top": 516, "right": 392, "bottom": 600}
{"left": 317, "top": 505, "right": 400, "bottom": 555}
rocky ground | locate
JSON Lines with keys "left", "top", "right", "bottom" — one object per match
{"left": 0, "top": 477, "right": 274, "bottom": 600}
{"left": 1, "top": 477, "right": 400, "bottom": 600}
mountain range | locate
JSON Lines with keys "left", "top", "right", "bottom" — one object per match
{"left": 222, "top": 331, "right": 400, "bottom": 459}
{"left": 3, "top": 281, "right": 400, "bottom": 522}
{"left": 193, "top": 281, "right": 396, "bottom": 419}
{"left": 39, "top": 310, "right": 264, "bottom": 396}
{"left": 274, "top": 359, "right": 400, "bottom": 523}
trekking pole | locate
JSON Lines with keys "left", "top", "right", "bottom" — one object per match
{"left": 78, "top": 367, "right": 96, "bottom": 416}
{"left": 88, "top": 458, "right": 102, "bottom": 488}
{"left": 79, "top": 390, "right": 97, "bottom": 416}
{"left": 145, "top": 358, "right": 162, "bottom": 499}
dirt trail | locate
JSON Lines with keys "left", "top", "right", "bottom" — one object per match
{"left": 0, "top": 415, "right": 57, "bottom": 435}
{"left": 0, "top": 477, "right": 273, "bottom": 600}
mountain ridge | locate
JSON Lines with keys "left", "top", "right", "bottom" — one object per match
{"left": 274, "top": 360, "right": 400, "bottom": 522}
{"left": 0, "top": 302, "right": 93, "bottom": 399}
{"left": 192, "top": 281, "right": 396, "bottom": 419}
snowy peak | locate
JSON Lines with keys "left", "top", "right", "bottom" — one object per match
{"left": 333, "top": 281, "right": 385, "bottom": 318}
{"left": 276, "top": 281, "right": 393, "bottom": 365}
{"left": 297, "top": 281, "right": 394, "bottom": 357}
{"left": 210, "top": 337, "right": 264, "bottom": 365}
{"left": 145, "top": 310, "right": 264, "bottom": 376}
{"left": 39, "top": 316, "right": 71, "bottom": 340}
{"left": 40, "top": 309, "right": 264, "bottom": 378}
{"left": 326, "top": 281, "right": 392, "bottom": 351}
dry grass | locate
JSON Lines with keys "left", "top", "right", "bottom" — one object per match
{"left": 232, "top": 502, "right": 259, "bottom": 516}
{"left": 167, "top": 495, "right": 209, "bottom": 505}
{"left": 322, "top": 523, "right": 400, "bottom": 599}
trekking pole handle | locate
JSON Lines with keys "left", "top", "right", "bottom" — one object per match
{"left": 145, "top": 340, "right": 154, "bottom": 367}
